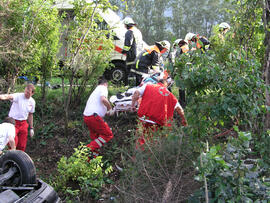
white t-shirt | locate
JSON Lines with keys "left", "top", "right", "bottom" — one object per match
{"left": 83, "top": 85, "right": 108, "bottom": 117}
{"left": 0, "top": 123, "right": 15, "bottom": 151}
{"left": 8, "top": 93, "right": 35, "bottom": 121}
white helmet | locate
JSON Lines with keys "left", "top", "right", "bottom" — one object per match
{"left": 156, "top": 40, "right": 170, "bottom": 50}
{"left": 123, "top": 17, "right": 136, "bottom": 26}
{"left": 173, "top": 39, "right": 182, "bottom": 47}
{"left": 219, "top": 22, "right": 230, "bottom": 30}
{"left": 174, "top": 38, "right": 188, "bottom": 46}
{"left": 185, "top": 32, "right": 196, "bottom": 41}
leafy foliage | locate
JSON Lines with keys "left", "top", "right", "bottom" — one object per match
{"left": 110, "top": 0, "right": 233, "bottom": 43}
{"left": 55, "top": 144, "right": 113, "bottom": 200}
{"left": 59, "top": 0, "right": 114, "bottom": 92}
{"left": 174, "top": 48, "right": 264, "bottom": 141}
{"left": 193, "top": 130, "right": 270, "bottom": 202}
{"left": 57, "top": 0, "right": 116, "bottom": 135}
{"left": 1, "top": 0, "right": 270, "bottom": 202}
{"left": 0, "top": 0, "right": 60, "bottom": 91}
{"left": 254, "top": 130, "right": 270, "bottom": 169}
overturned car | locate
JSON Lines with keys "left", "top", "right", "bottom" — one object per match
{"left": 0, "top": 150, "right": 60, "bottom": 203}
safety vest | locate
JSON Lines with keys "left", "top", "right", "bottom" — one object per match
{"left": 136, "top": 45, "right": 160, "bottom": 70}
{"left": 145, "top": 45, "right": 161, "bottom": 55}
{"left": 195, "top": 35, "right": 210, "bottom": 53}
{"left": 138, "top": 83, "right": 178, "bottom": 126}
{"left": 181, "top": 44, "right": 189, "bottom": 53}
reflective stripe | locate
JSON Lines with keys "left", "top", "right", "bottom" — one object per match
{"left": 95, "top": 139, "right": 103, "bottom": 147}
{"left": 130, "top": 69, "right": 145, "bottom": 76}
{"left": 98, "top": 137, "right": 106, "bottom": 144}
{"left": 142, "top": 52, "right": 149, "bottom": 56}
{"left": 126, "top": 61, "right": 135, "bottom": 65}
{"left": 136, "top": 59, "right": 140, "bottom": 69}
{"left": 139, "top": 117, "right": 156, "bottom": 124}
{"left": 123, "top": 45, "right": 131, "bottom": 51}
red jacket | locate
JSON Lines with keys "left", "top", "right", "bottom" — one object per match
{"left": 138, "top": 83, "right": 178, "bottom": 126}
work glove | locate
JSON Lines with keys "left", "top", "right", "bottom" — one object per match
{"left": 30, "top": 129, "right": 34, "bottom": 137}
{"left": 107, "top": 109, "right": 115, "bottom": 116}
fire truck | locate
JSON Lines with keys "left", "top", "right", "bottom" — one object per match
{"left": 54, "top": 1, "right": 147, "bottom": 84}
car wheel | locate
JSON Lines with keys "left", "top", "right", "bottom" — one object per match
{"left": 109, "top": 62, "right": 127, "bottom": 84}
{"left": 111, "top": 67, "right": 125, "bottom": 83}
{"left": 0, "top": 150, "right": 36, "bottom": 186}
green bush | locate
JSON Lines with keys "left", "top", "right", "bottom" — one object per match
{"left": 54, "top": 144, "right": 113, "bottom": 201}
{"left": 173, "top": 48, "right": 265, "bottom": 145}
{"left": 192, "top": 130, "right": 270, "bottom": 202}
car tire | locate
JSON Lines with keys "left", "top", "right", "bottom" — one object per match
{"left": 110, "top": 62, "right": 127, "bottom": 84}
{"left": 0, "top": 150, "right": 37, "bottom": 186}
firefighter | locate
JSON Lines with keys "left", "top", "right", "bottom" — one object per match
{"left": 131, "top": 40, "right": 170, "bottom": 86}
{"left": 219, "top": 22, "right": 230, "bottom": 35}
{"left": 218, "top": 22, "right": 231, "bottom": 42}
{"left": 169, "top": 38, "right": 189, "bottom": 64}
{"left": 131, "top": 76, "right": 187, "bottom": 149}
{"left": 169, "top": 38, "right": 189, "bottom": 108}
{"left": 122, "top": 17, "right": 143, "bottom": 85}
{"left": 185, "top": 32, "right": 210, "bottom": 53}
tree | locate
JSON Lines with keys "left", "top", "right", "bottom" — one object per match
{"left": 57, "top": 0, "right": 114, "bottom": 135}
{"left": 0, "top": 0, "right": 60, "bottom": 93}
{"left": 109, "top": 0, "right": 232, "bottom": 44}
{"left": 263, "top": 0, "right": 270, "bottom": 128}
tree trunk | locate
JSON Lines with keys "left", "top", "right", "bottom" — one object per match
{"left": 61, "top": 76, "right": 69, "bottom": 136}
{"left": 263, "top": 0, "right": 270, "bottom": 129}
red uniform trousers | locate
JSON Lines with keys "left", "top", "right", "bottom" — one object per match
{"left": 15, "top": 120, "right": 29, "bottom": 151}
{"left": 136, "top": 120, "right": 162, "bottom": 151}
{"left": 83, "top": 114, "right": 113, "bottom": 157}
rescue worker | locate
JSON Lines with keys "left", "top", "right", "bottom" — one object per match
{"left": 169, "top": 38, "right": 189, "bottom": 108}
{"left": 83, "top": 77, "right": 114, "bottom": 159}
{"left": 132, "top": 40, "right": 170, "bottom": 86}
{"left": 170, "top": 38, "right": 189, "bottom": 64}
{"left": 122, "top": 17, "right": 143, "bottom": 85}
{"left": 169, "top": 39, "right": 181, "bottom": 64}
{"left": 185, "top": 32, "right": 210, "bottom": 53}
{"left": 209, "top": 22, "right": 232, "bottom": 50}
{"left": 131, "top": 76, "right": 187, "bottom": 149}
{"left": 185, "top": 32, "right": 197, "bottom": 51}
{"left": 0, "top": 84, "right": 35, "bottom": 151}
{"left": 0, "top": 117, "right": 16, "bottom": 154}
{"left": 218, "top": 22, "right": 231, "bottom": 42}
{"left": 219, "top": 22, "right": 230, "bottom": 35}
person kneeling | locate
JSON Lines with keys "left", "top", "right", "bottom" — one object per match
{"left": 0, "top": 117, "right": 16, "bottom": 154}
